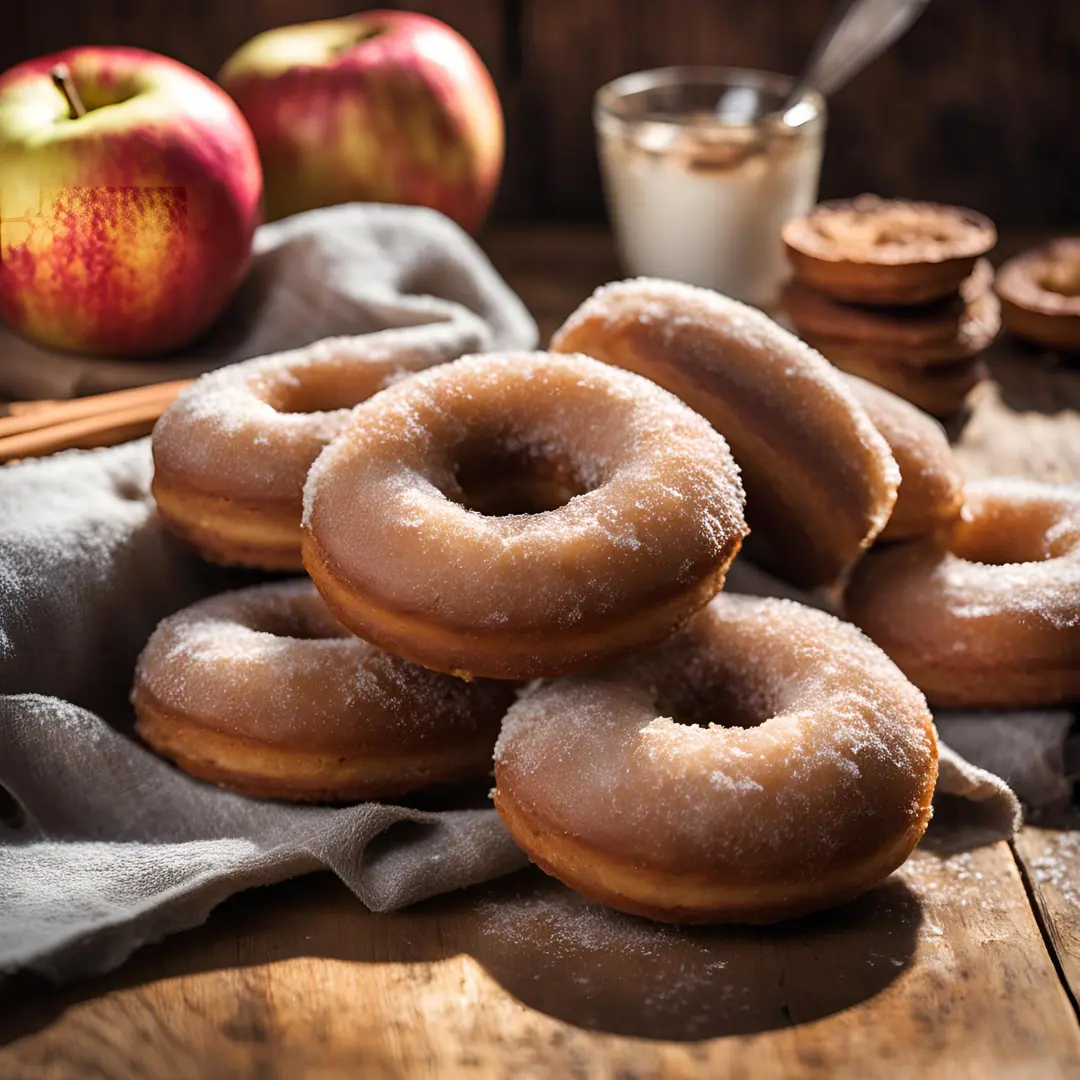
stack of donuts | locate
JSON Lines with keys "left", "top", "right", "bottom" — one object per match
{"left": 134, "top": 272, "right": 1077, "bottom": 926}
{"left": 995, "top": 238, "right": 1080, "bottom": 352}
{"left": 781, "top": 195, "right": 1001, "bottom": 416}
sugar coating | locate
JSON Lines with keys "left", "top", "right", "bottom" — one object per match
{"left": 152, "top": 316, "right": 488, "bottom": 504}
{"left": 997, "top": 239, "right": 1080, "bottom": 315}
{"left": 473, "top": 882, "right": 741, "bottom": 1035}
{"left": 852, "top": 477, "right": 1080, "bottom": 630}
{"left": 494, "top": 594, "right": 937, "bottom": 878}
{"left": 1029, "top": 831, "right": 1080, "bottom": 906}
{"left": 783, "top": 196, "right": 996, "bottom": 265}
{"left": 552, "top": 277, "right": 900, "bottom": 584}
{"left": 558, "top": 276, "right": 899, "bottom": 495}
{"left": 133, "top": 579, "right": 513, "bottom": 751}
{"left": 303, "top": 351, "right": 747, "bottom": 634}
{"left": 846, "top": 478, "right": 1080, "bottom": 707}
{"left": 845, "top": 374, "right": 964, "bottom": 538}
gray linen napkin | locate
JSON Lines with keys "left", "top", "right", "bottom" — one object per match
{"left": 0, "top": 202, "right": 536, "bottom": 399}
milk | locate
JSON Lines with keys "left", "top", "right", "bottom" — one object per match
{"left": 595, "top": 70, "right": 825, "bottom": 310}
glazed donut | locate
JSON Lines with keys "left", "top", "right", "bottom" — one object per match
{"left": 302, "top": 351, "right": 747, "bottom": 680}
{"left": 844, "top": 374, "right": 964, "bottom": 541}
{"left": 995, "top": 239, "right": 1080, "bottom": 351}
{"left": 783, "top": 196, "right": 997, "bottom": 306}
{"left": 493, "top": 593, "right": 938, "bottom": 924}
{"left": 782, "top": 259, "right": 1000, "bottom": 366}
{"left": 152, "top": 317, "right": 488, "bottom": 570}
{"left": 132, "top": 580, "right": 516, "bottom": 801}
{"left": 551, "top": 278, "right": 899, "bottom": 587}
{"left": 846, "top": 478, "right": 1080, "bottom": 708}
{"left": 805, "top": 340, "right": 987, "bottom": 418}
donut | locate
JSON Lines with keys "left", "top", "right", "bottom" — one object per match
{"left": 805, "top": 340, "right": 987, "bottom": 417}
{"left": 132, "top": 579, "right": 516, "bottom": 801}
{"left": 152, "top": 318, "right": 487, "bottom": 570}
{"left": 781, "top": 258, "right": 1000, "bottom": 365}
{"left": 550, "top": 278, "right": 899, "bottom": 587}
{"left": 302, "top": 351, "right": 747, "bottom": 680}
{"left": 782, "top": 196, "right": 997, "bottom": 306}
{"left": 493, "top": 593, "right": 938, "bottom": 924}
{"left": 995, "top": 239, "right": 1080, "bottom": 351}
{"left": 845, "top": 478, "right": 1080, "bottom": 708}
{"left": 844, "top": 374, "right": 964, "bottom": 541}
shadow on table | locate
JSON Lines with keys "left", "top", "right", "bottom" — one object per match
{"left": 984, "top": 339, "right": 1080, "bottom": 417}
{"left": 0, "top": 862, "right": 921, "bottom": 1047}
{"left": 464, "top": 871, "right": 921, "bottom": 1040}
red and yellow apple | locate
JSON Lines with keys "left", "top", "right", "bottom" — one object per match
{"left": 0, "top": 47, "right": 262, "bottom": 356}
{"left": 218, "top": 11, "right": 503, "bottom": 232}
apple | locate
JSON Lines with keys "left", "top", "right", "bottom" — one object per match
{"left": 0, "top": 47, "right": 262, "bottom": 356}
{"left": 218, "top": 11, "right": 503, "bottom": 233}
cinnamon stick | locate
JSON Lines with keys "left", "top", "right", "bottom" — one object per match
{"left": 0, "top": 380, "right": 191, "bottom": 441}
{"left": 0, "top": 390, "right": 189, "bottom": 463}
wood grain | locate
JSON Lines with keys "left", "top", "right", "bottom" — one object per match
{"left": 3, "top": 846, "right": 1080, "bottom": 1080}
{"left": 5, "top": 1, "right": 1080, "bottom": 225}
{"left": 1014, "top": 826, "right": 1080, "bottom": 1013}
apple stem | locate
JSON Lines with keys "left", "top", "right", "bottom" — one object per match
{"left": 50, "top": 65, "right": 87, "bottom": 120}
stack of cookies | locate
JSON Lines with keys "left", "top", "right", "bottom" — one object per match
{"left": 780, "top": 196, "right": 1000, "bottom": 416}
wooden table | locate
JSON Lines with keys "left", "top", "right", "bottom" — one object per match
{"left": 2, "top": 227, "right": 1079, "bottom": 1080}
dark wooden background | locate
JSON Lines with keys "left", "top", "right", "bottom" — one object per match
{"left": 5, "top": 0, "right": 1079, "bottom": 227}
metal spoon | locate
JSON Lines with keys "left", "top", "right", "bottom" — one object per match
{"left": 782, "top": 0, "right": 932, "bottom": 125}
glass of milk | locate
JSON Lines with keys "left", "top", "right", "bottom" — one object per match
{"left": 595, "top": 67, "right": 826, "bottom": 310}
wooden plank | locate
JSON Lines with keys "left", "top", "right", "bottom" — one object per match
{"left": 2, "top": 843, "right": 1078, "bottom": 1079}
{"left": 1014, "top": 826, "right": 1080, "bottom": 1012}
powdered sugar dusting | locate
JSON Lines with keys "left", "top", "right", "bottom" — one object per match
{"left": 845, "top": 373, "right": 964, "bottom": 538}
{"left": 304, "top": 351, "right": 747, "bottom": 635}
{"left": 551, "top": 278, "right": 900, "bottom": 584}
{"left": 495, "top": 594, "right": 936, "bottom": 877}
{"left": 1029, "top": 831, "right": 1080, "bottom": 906}
{"left": 152, "top": 317, "right": 487, "bottom": 504}
{"left": 848, "top": 478, "right": 1080, "bottom": 678}
{"left": 133, "top": 579, "right": 514, "bottom": 751}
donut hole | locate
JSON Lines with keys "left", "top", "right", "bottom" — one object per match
{"left": 450, "top": 441, "right": 597, "bottom": 517}
{"left": 651, "top": 662, "right": 778, "bottom": 730}
{"left": 950, "top": 500, "right": 1070, "bottom": 564}
{"left": 1039, "top": 261, "right": 1080, "bottom": 298}
{"left": 872, "top": 223, "right": 954, "bottom": 247}
{"left": 244, "top": 596, "right": 351, "bottom": 640}
{"left": 260, "top": 366, "right": 388, "bottom": 414}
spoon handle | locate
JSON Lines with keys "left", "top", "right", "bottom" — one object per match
{"left": 786, "top": 0, "right": 932, "bottom": 109}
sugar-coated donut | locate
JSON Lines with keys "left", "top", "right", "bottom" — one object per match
{"left": 805, "top": 340, "right": 987, "bottom": 417}
{"left": 132, "top": 580, "right": 516, "bottom": 801}
{"left": 493, "top": 594, "right": 938, "bottom": 924}
{"left": 782, "top": 196, "right": 997, "bottom": 306}
{"left": 996, "top": 239, "right": 1080, "bottom": 351}
{"left": 152, "top": 318, "right": 487, "bottom": 570}
{"left": 551, "top": 278, "right": 899, "bottom": 587}
{"left": 844, "top": 374, "right": 964, "bottom": 541}
{"left": 782, "top": 259, "right": 1000, "bottom": 366}
{"left": 302, "top": 351, "right": 747, "bottom": 680}
{"left": 846, "top": 478, "right": 1080, "bottom": 708}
